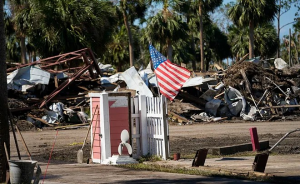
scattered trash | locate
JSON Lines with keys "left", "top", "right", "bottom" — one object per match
{"left": 6, "top": 49, "right": 300, "bottom": 130}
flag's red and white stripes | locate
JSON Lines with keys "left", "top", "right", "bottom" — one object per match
{"left": 155, "top": 60, "right": 190, "bottom": 100}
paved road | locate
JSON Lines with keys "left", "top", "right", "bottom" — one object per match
{"left": 39, "top": 162, "right": 265, "bottom": 184}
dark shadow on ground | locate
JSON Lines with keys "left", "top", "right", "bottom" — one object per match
{"left": 120, "top": 177, "right": 265, "bottom": 184}
{"left": 216, "top": 157, "right": 248, "bottom": 161}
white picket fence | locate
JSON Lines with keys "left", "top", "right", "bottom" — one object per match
{"left": 131, "top": 95, "right": 169, "bottom": 160}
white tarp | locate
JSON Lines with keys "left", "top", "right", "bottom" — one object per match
{"left": 149, "top": 75, "right": 215, "bottom": 88}
{"left": 7, "top": 65, "right": 50, "bottom": 91}
{"left": 121, "top": 66, "right": 153, "bottom": 97}
{"left": 274, "top": 58, "right": 288, "bottom": 70}
{"left": 138, "top": 62, "right": 154, "bottom": 75}
{"left": 98, "top": 62, "right": 114, "bottom": 72}
{"left": 101, "top": 73, "right": 123, "bottom": 84}
{"left": 182, "top": 76, "right": 203, "bottom": 88}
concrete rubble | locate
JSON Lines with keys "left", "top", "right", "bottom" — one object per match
{"left": 6, "top": 49, "right": 300, "bottom": 129}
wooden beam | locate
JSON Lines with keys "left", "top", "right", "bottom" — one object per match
{"left": 168, "top": 111, "right": 189, "bottom": 123}
{"left": 261, "top": 104, "right": 300, "bottom": 110}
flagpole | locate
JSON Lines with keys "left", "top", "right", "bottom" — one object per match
{"left": 149, "top": 41, "right": 162, "bottom": 99}
{"left": 151, "top": 58, "right": 162, "bottom": 98}
{"left": 155, "top": 72, "right": 162, "bottom": 98}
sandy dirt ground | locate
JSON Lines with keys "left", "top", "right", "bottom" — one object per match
{"left": 169, "top": 121, "right": 300, "bottom": 156}
{"left": 10, "top": 121, "right": 300, "bottom": 163}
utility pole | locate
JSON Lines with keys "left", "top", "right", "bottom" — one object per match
{"left": 277, "top": 0, "right": 281, "bottom": 58}
{"left": 289, "top": 28, "right": 291, "bottom": 66}
{"left": 277, "top": 18, "right": 300, "bottom": 59}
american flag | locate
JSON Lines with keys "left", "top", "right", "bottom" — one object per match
{"left": 149, "top": 44, "right": 190, "bottom": 100}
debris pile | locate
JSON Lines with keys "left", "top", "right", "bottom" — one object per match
{"left": 7, "top": 48, "right": 300, "bottom": 129}
{"left": 7, "top": 48, "right": 105, "bottom": 130}
{"left": 176, "top": 58, "right": 300, "bottom": 123}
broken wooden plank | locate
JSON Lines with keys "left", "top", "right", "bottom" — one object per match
{"left": 10, "top": 107, "right": 34, "bottom": 113}
{"left": 54, "top": 75, "right": 59, "bottom": 88}
{"left": 240, "top": 69, "right": 252, "bottom": 93}
{"left": 118, "top": 89, "right": 136, "bottom": 97}
{"left": 234, "top": 53, "right": 249, "bottom": 65}
{"left": 77, "top": 86, "right": 89, "bottom": 91}
{"left": 261, "top": 104, "right": 300, "bottom": 110}
{"left": 214, "top": 91, "right": 225, "bottom": 99}
{"left": 54, "top": 123, "right": 89, "bottom": 130}
{"left": 168, "top": 111, "right": 189, "bottom": 123}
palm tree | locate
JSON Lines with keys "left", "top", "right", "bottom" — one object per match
{"left": 117, "top": 0, "right": 148, "bottom": 67}
{"left": 227, "top": 25, "right": 249, "bottom": 60}
{"left": 8, "top": 0, "right": 32, "bottom": 63}
{"left": 255, "top": 23, "right": 279, "bottom": 59}
{"left": 145, "top": 9, "right": 188, "bottom": 62}
{"left": 0, "top": 0, "right": 9, "bottom": 182}
{"left": 173, "top": 0, "right": 198, "bottom": 70}
{"left": 197, "top": 0, "right": 222, "bottom": 72}
{"left": 205, "top": 23, "right": 231, "bottom": 70}
{"left": 4, "top": 10, "right": 21, "bottom": 63}
{"left": 26, "top": 0, "right": 117, "bottom": 58}
{"left": 228, "top": 23, "right": 278, "bottom": 60}
{"left": 228, "top": 0, "right": 277, "bottom": 59}
{"left": 101, "top": 25, "right": 130, "bottom": 72}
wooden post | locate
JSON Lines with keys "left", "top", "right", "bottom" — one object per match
{"left": 161, "top": 96, "right": 169, "bottom": 160}
{"left": 139, "top": 95, "right": 148, "bottom": 156}
{"left": 250, "top": 127, "right": 260, "bottom": 151}
{"left": 100, "top": 92, "right": 111, "bottom": 162}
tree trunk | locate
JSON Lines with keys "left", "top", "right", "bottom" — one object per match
{"left": 33, "top": 51, "right": 37, "bottom": 62}
{"left": 28, "top": 52, "right": 32, "bottom": 63}
{"left": 20, "top": 36, "right": 27, "bottom": 64}
{"left": 191, "top": 36, "right": 196, "bottom": 70}
{"left": 205, "top": 59, "right": 209, "bottom": 71}
{"left": 199, "top": 4, "right": 205, "bottom": 72}
{"left": 296, "top": 35, "right": 300, "bottom": 64}
{"left": 167, "top": 40, "right": 173, "bottom": 61}
{"left": 122, "top": 1, "right": 134, "bottom": 67}
{"left": 277, "top": 1, "right": 281, "bottom": 58}
{"left": 117, "top": 62, "right": 122, "bottom": 72}
{"left": 0, "top": 1, "right": 9, "bottom": 182}
{"left": 249, "top": 20, "right": 255, "bottom": 59}
{"left": 187, "top": 14, "right": 196, "bottom": 71}
{"left": 294, "top": 42, "right": 298, "bottom": 64}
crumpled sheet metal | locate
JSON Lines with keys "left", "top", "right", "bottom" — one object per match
{"left": 205, "top": 99, "right": 222, "bottom": 117}
{"left": 7, "top": 65, "right": 50, "bottom": 91}
{"left": 225, "top": 86, "right": 256, "bottom": 121}
{"left": 121, "top": 66, "right": 153, "bottom": 97}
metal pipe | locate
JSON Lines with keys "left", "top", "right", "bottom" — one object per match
{"left": 265, "top": 77, "right": 288, "bottom": 97}
{"left": 269, "top": 128, "right": 300, "bottom": 152}
{"left": 257, "top": 89, "right": 269, "bottom": 106}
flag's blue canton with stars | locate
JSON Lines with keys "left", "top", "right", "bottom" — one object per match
{"left": 149, "top": 45, "right": 167, "bottom": 69}
{"left": 149, "top": 44, "right": 191, "bottom": 101}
